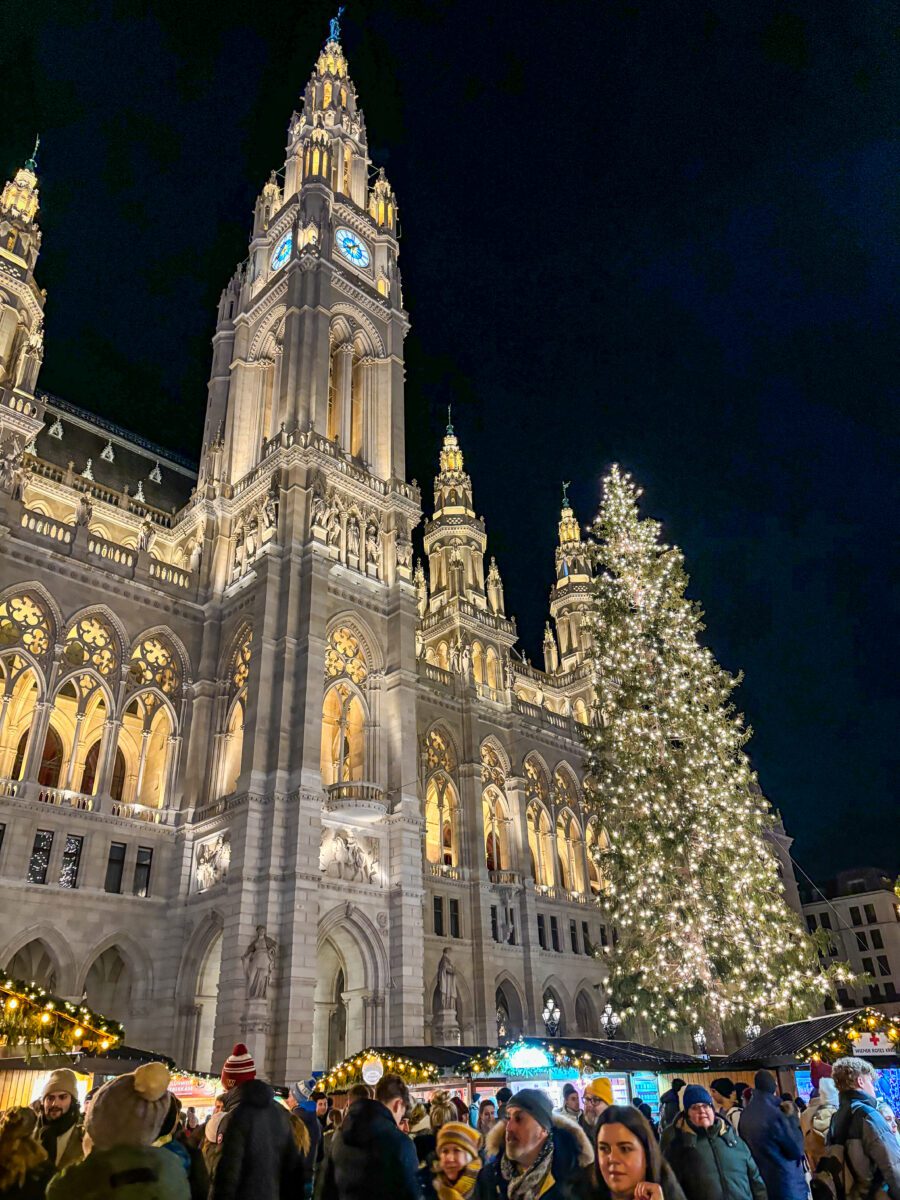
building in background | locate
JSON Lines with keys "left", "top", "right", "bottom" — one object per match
{"left": 803, "top": 867, "right": 900, "bottom": 1015}
{"left": 0, "top": 24, "right": 803, "bottom": 1080}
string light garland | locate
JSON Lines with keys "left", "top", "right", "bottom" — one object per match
{"left": 578, "top": 467, "right": 853, "bottom": 1051}
{"left": 0, "top": 964, "right": 123, "bottom": 1057}
{"left": 463, "top": 1039, "right": 605, "bottom": 1079}
{"left": 322, "top": 1048, "right": 441, "bottom": 1091}
{"left": 805, "top": 1009, "right": 900, "bottom": 1063}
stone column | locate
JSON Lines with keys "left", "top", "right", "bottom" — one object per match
{"left": 93, "top": 716, "right": 123, "bottom": 809}
{"left": 19, "top": 699, "right": 51, "bottom": 786}
{"left": 312, "top": 1000, "right": 337, "bottom": 1073}
{"left": 333, "top": 344, "right": 354, "bottom": 453}
{"left": 63, "top": 710, "right": 85, "bottom": 791}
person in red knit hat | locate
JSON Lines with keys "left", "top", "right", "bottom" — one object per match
{"left": 210, "top": 1042, "right": 302, "bottom": 1200}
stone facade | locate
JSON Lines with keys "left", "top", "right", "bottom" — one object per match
{"left": 0, "top": 30, "right": 801, "bottom": 1081}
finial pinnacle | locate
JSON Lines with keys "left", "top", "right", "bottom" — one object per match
{"left": 562, "top": 480, "right": 571, "bottom": 506}
{"left": 446, "top": 404, "right": 454, "bottom": 435}
{"left": 25, "top": 134, "right": 40, "bottom": 173}
{"left": 328, "top": 6, "right": 345, "bottom": 42}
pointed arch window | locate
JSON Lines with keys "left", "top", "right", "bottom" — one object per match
{"left": 63, "top": 614, "right": 118, "bottom": 677}
{"left": 482, "top": 788, "right": 510, "bottom": 872}
{"left": 320, "top": 683, "right": 365, "bottom": 787}
{"left": 425, "top": 773, "right": 458, "bottom": 867}
{"left": 527, "top": 801, "right": 555, "bottom": 888}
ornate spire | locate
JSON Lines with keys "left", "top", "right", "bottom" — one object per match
{"left": 558, "top": 488, "right": 580, "bottom": 546}
{"left": 439, "top": 423, "right": 464, "bottom": 475}
{"left": 1, "top": 142, "right": 40, "bottom": 226}
{"left": 25, "top": 134, "right": 40, "bottom": 173}
{"left": 327, "top": 6, "right": 345, "bottom": 44}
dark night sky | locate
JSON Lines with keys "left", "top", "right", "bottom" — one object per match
{"left": 3, "top": 1, "right": 897, "bottom": 882}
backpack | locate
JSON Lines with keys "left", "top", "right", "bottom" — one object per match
{"left": 810, "top": 1141, "right": 856, "bottom": 1200}
{"left": 810, "top": 1104, "right": 863, "bottom": 1200}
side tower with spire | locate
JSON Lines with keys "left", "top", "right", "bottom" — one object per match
{"left": 0, "top": 139, "right": 47, "bottom": 453}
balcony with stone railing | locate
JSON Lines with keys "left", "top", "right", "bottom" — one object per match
{"left": 323, "top": 780, "right": 387, "bottom": 821}
{"left": 0, "top": 777, "right": 178, "bottom": 828}
{"left": 429, "top": 862, "right": 467, "bottom": 882}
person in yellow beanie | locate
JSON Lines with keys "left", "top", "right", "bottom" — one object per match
{"left": 421, "top": 1121, "right": 481, "bottom": 1200}
{"left": 581, "top": 1077, "right": 614, "bottom": 1140}
{"left": 46, "top": 1061, "right": 189, "bottom": 1200}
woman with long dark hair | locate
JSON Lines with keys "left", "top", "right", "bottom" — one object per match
{"left": 593, "top": 1106, "right": 687, "bottom": 1200}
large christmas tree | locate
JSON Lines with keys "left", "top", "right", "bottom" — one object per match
{"left": 582, "top": 466, "right": 844, "bottom": 1050}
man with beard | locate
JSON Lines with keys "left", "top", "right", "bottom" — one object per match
{"left": 475, "top": 1088, "right": 594, "bottom": 1199}
{"left": 36, "top": 1069, "right": 85, "bottom": 1172}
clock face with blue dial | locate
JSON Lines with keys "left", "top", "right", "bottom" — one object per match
{"left": 335, "top": 227, "right": 370, "bottom": 268}
{"left": 271, "top": 232, "right": 292, "bottom": 271}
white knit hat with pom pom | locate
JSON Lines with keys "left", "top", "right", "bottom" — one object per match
{"left": 86, "top": 1061, "right": 172, "bottom": 1150}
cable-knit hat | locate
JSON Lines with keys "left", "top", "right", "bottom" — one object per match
{"left": 585, "top": 1077, "right": 614, "bottom": 1105}
{"left": 221, "top": 1043, "right": 256, "bottom": 1086}
{"left": 86, "top": 1062, "right": 172, "bottom": 1150}
{"left": 436, "top": 1121, "right": 480, "bottom": 1159}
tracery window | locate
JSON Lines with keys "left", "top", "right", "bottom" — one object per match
{"left": 325, "top": 627, "right": 368, "bottom": 685}
{"left": 483, "top": 787, "right": 510, "bottom": 872}
{"left": 231, "top": 628, "right": 252, "bottom": 696}
{"left": 0, "top": 593, "right": 52, "bottom": 660}
{"left": 480, "top": 742, "right": 506, "bottom": 788}
{"left": 63, "top": 614, "right": 118, "bottom": 676}
{"left": 127, "top": 636, "right": 180, "bottom": 696}
{"left": 553, "top": 766, "right": 578, "bottom": 810}
{"left": 527, "top": 801, "right": 555, "bottom": 888}
{"left": 424, "top": 729, "right": 455, "bottom": 775}
{"left": 523, "top": 754, "right": 549, "bottom": 804}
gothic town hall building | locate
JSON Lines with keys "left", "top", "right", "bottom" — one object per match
{"left": 0, "top": 32, "right": 797, "bottom": 1080}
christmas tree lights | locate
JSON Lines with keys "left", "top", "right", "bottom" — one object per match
{"left": 580, "top": 466, "right": 850, "bottom": 1051}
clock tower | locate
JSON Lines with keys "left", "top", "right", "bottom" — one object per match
{"left": 203, "top": 24, "right": 405, "bottom": 490}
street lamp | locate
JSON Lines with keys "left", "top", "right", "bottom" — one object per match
{"left": 542, "top": 999, "right": 561, "bottom": 1037}
{"left": 600, "top": 1002, "right": 621, "bottom": 1040}
{"left": 693, "top": 1028, "right": 708, "bottom": 1059}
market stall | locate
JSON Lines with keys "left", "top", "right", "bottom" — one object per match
{"left": 715, "top": 1007, "right": 900, "bottom": 1111}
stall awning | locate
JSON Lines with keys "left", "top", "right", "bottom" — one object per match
{"left": 719, "top": 1008, "right": 900, "bottom": 1068}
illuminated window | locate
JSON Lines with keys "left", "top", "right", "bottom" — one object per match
{"left": 128, "top": 635, "right": 180, "bottom": 696}
{"left": 320, "top": 684, "right": 365, "bottom": 786}
{"left": 325, "top": 627, "right": 367, "bottom": 684}
{"left": 0, "top": 593, "right": 52, "bottom": 660}
{"left": 425, "top": 774, "right": 458, "bottom": 866}
{"left": 64, "top": 614, "right": 118, "bottom": 676}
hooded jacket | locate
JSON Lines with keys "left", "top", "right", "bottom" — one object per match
{"left": 209, "top": 1079, "right": 300, "bottom": 1200}
{"left": 46, "top": 1145, "right": 190, "bottom": 1200}
{"left": 737, "top": 1089, "right": 806, "bottom": 1200}
{"left": 313, "top": 1098, "right": 421, "bottom": 1200}
{"left": 474, "top": 1112, "right": 595, "bottom": 1200}
{"left": 660, "top": 1113, "right": 767, "bottom": 1200}
{"left": 827, "top": 1088, "right": 900, "bottom": 1200}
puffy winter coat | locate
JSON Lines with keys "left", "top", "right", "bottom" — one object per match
{"left": 313, "top": 1098, "right": 421, "bottom": 1200}
{"left": 827, "top": 1089, "right": 900, "bottom": 1200}
{"left": 661, "top": 1113, "right": 767, "bottom": 1200}
{"left": 738, "top": 1089, "right": 807, "bottom": 1200}
{"left": 474, "top": 1112, "right": 595, "bottom": 1200}
{"left": 210, "top": 1079, "right": 300, "bottom": 1200}
{"left": 660, "top": 1089, "right": 683, "bottom": 1129}
{"left": 46, "top": 1144, "right": 190, "bottom": 1200}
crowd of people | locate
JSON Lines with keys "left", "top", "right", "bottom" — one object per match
{"left": 1, "top": 1046, "right": 900, "bottom": 1200}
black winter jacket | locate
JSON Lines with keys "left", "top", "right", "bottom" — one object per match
{"left": 314, "top": 1099, "right": 421, "bottom": 1200}
{"left": 210, "top": 1079, "right": 300, "bottom": 1200}
{"left": 661, "top": 1113, "right": 767, "bottom": 1200}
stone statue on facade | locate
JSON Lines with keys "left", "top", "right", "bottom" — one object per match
{"left": 75, "top": 493, "right": 92, "bottom": 526}
{"left": 365, "top": 522, "right": 380, "bottom": 570}
{"left": 0, "top": 439, "right": 25, "bottom": 499}
{"left": 437, "top": 947, "right": 457, "bottom": 1010}
{"left": 326, "top": 507, "right": 341, "bottom": 548}
{"left": 243, "top": 925, "right": 276, "bottom": 999}
{"left": 137, "top": 517, "right": 155, "bottom": 554}
{"left": 347, "top": 515, "right": 360, "bottom": 559}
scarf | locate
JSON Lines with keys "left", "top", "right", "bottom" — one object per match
{"left": 500, "top": 1137, "right": 554, "bottom": 1200}
{"left": 433, "top": 1160, "right": 480, "bottom": 1200}
{"left": 39, "top": 1106, "right": 78, "bottom": 1164}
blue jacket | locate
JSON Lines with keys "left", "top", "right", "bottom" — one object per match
{"left": 738, "top": 1090, "right": 806, "bottom": 1200}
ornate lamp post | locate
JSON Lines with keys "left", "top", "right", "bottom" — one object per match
{"left": 600, "top": 1002, "right": 621, "bottom": 1040}
{"left": 693, "top": 1028, "right": 709, "bottom": 1060}
{"left": 542, "top": 999, "right": 561, "bottom": 1037}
